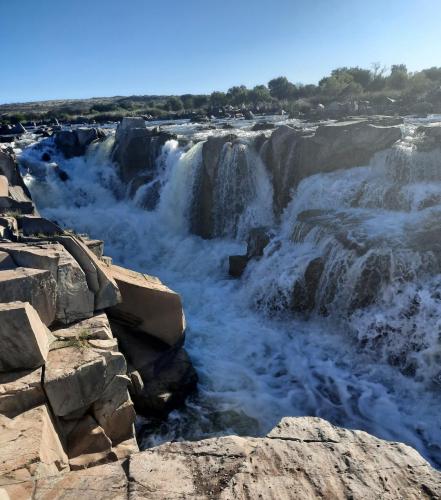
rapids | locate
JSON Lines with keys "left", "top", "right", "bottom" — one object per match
{"left": 16, "top": 117, "right": 441, "bottom": 466}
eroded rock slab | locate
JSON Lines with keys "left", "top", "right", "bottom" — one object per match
{"left": 127, "top": 416, "right": 441, "bottom": 499}
{"left": 0, "top": 302, "right": 49, "bottom": 372}
{"left": 108, "top": 265, "right": 185, "bottom": 346}
{"left": 0, "top": 267, "right": 57, "bottom": 325}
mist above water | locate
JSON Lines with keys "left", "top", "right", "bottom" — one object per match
{"left": 18, "top": 117, "right": 441, "bottom": 466}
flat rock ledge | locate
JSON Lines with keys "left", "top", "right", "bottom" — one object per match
{"left": 1, "top": 416, "right": 440, "bottom": 499}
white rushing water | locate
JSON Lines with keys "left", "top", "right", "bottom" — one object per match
{"left": 17, "top": 120, "right": 441, "bottom": 466}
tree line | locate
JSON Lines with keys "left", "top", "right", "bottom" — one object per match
{"left": 2, "top": 64, "right": 441, "bottom": 123}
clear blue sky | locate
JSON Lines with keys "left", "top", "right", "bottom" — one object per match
{"left": 1, "top": 0, "right": 440, "bottom": 103}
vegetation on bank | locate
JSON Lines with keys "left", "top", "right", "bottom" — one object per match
{"left": 1, "top": 64, "right": 441, "bottom": 124}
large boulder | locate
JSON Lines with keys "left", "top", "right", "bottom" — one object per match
{"left": 108, "top": 264, "right": 185, "bottom": 346}
{"left": 127, "top": 416, "right": 441, "bottom": 499}
{"left": 0, "top": 302, "right": 50, "bottom": 372}
{"left": 260, "top": 120, "right": 402, "bottom": 213}
{"left": 130, "top": 348, "right": 197, "bottom": 417}
{"left": 112, "top": 117, "right": 176, "bottom": 184}
{"left": 0, "top": 241, "right": 94, "bottom": 324}
{"left": 44, "top": 347, "right": 127, "bottom": 417}
{"left": 190, "top": 134, "right": 237, "bottom": 238}
{"left": 0, "top": 267, "right": 57, "bottom": 325}
{"left": 53, "top": 234, "right": 121, "bottom": 310}
{"left": 54, "top": 128, "right": 102, "bottom": 158}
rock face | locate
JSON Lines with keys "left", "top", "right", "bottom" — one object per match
{"left": 259, "top": 120, "right": 402, "bottom": 213}
{"left": 0, "top": 405, "right": 69, "bottom": 484}
{"left": 112, "top": 117, "right": 175, "bottom": 184}
{"left": 108, "top": 265, "right": 185, "bottom": 346}
{"left": 191, "top": 134, "right": 237, "bottom": 238}
{"left": 55, "top": 128, "right": 103, "bottom": 158}
{"left": 0, "top": 267, "right": 57, "bottom": 326}
{"left": 0, "top": 302, "right": 49, "bottom": 371}
{"left": 21, "top": 416, "right": 439, "bottom": 499}
{"left": 126, "top": 416, "right": 441, "bottom": 499}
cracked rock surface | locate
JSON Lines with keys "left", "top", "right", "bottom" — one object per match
{"left": 5, "top": 416, "right": 440, "bottom": 499}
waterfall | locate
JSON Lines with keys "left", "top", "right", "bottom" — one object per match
{"left": 18, "top": 120, "right": 441, "bottom": 466}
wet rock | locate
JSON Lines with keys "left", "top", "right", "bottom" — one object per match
{"left": 112, "top": 117, "right": 175, "bottom": 183}
{"left": 228, "top": 255, "right": 248, "bottom": 278}
{"left": 108, "top": 264, "right": 185, "bottom": 346}
{"left": 261, "top": 120, "right": 402, "bottom": 213}
{"left": 190, "top": 134, "right": 237, "bottom": 238}
{"left": 246, "top": 226, "right": 271, "bottom": 258}
{"left": 130, "top": 348, "right": 197, "bottom": 417}
{"left": 251, "top": 121, "right": 276, "bottom": 131}
{"left": 0, "top": 367, "right": 45, "bottom": 417}
{"left": 291, "top": 257, "right": 324, "bottom": 313}
{"left": 54, "top": 128, "right": 101, "bottom": 158}
{"left": 416, "top": 122, "right": 441, "bottom": 151}
{"left": 0, "top": 301, "right": 50, "bottom": 372}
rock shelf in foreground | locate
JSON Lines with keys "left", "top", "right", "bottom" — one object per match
{"left": 2, "top": 417, "right": 440, "bottom": 499}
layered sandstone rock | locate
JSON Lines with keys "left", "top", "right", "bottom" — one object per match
{"left": 0, "top": 302, "right": 50, "bottom": 371}
{"left": 108, "top": 265, "right": 185, "bottom": 346}
{"left": 10, "top": 416, "right": 439, "bottom": 499}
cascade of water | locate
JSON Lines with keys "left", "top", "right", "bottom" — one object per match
{"left": 18, "top": 122, "right": 441, "bottom": 466}
{"left": 212, "top": 141, "right": 274, "bottom": 239}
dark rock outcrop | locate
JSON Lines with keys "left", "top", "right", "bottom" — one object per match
{"left": 112, "top": 117, "right": 176, "bottom": 184}
{"left": 259, "top": 120, "right": 402, "bottom": 213}
{"left": 191, "top": 134, "right": 237, "bottom": 238}
{"left": 54, "top": 127, "right": 104, "bottom": 158}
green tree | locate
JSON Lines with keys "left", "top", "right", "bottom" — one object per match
{"left": 180, "top": 94, "right": 194, "bottom": 109}
{"left": 226, "top": 85, "right": 249, "bottom": 106}
{"left": 166, "top": 97, "right": 184, "bottom": 112}
{"left": 249, "top": 85, "right": 271, "bottom": 104}
{"left": 268, "top": 77, "right": 297, "bottom": 100}
{"left": 387, "top": 64, "right": 408, "bottom": 90}
{"left": 319, "top": 72, "right": 362, "bottom": 97}
{"left": 210, "top": 91, "right": 227, "bottom": 107}
{"left": 193, "top": 95, "right": 209, "bottom": 108}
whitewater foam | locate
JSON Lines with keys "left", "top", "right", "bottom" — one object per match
{"left": 18, "top": 119, "right": 441, "bottom": 466}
